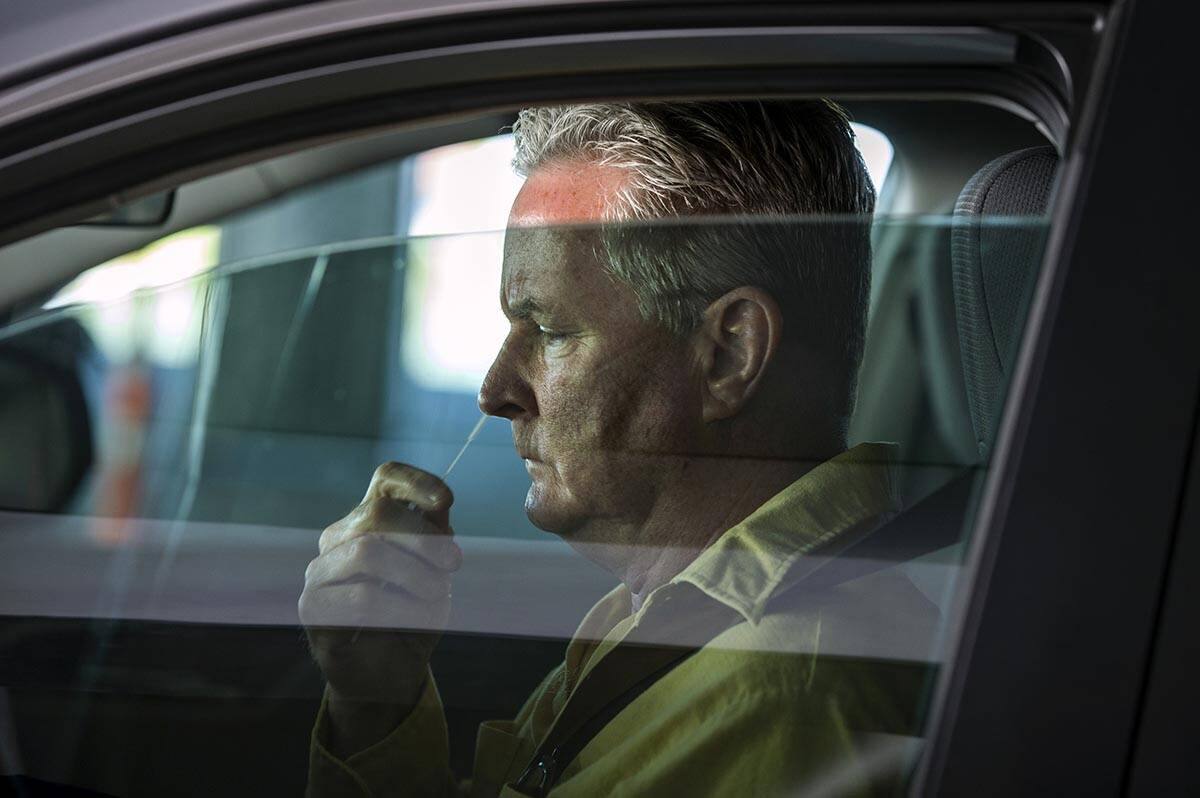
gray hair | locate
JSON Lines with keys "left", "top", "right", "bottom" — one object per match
{"left": 511, "top": 100, "right": 876, "bottom": 428}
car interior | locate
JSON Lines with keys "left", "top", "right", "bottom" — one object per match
{"left": 0, "top": 93, "right": 1060, "bottom": 795}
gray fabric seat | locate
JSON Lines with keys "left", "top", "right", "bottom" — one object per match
{"left": 890, "top": 146, "right": 1059, "bottom": 614}
{"left": 952, "top": 146, "right": 1059, "bottom": 459}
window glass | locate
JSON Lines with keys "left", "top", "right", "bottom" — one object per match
{"left": 0, "top": 106, "right": 1050, "bottom": 797}
{"left": 401, "top": 135, "right": 520, "bottom": 393}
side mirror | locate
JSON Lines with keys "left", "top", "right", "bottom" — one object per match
{"left": 0, "top": 349, "right": 93, "bottom": 512}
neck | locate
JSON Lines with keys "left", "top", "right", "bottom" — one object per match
{"left": 620, "top": 451, "right": 826, "bottom": 613}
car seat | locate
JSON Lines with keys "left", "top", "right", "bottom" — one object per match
{"left": 814, "top": 146, "right": 1060, "bottom": 608}
{"left": 953, "top": 146, "right": 1059, "bottom": 458}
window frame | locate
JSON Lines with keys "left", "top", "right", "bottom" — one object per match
{"left": 916, "top": 0, "right": 1200, "bottom": 793}
{"left": 0, "top": 4, "right": 1090, "bottom": 246}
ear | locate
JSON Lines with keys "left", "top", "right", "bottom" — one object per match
{"left": 694, "top": 287, "right": 782, "bottom": 423}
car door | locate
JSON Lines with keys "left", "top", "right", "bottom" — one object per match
{"left": 0, "top": 2, "right": 1195, "bottom": 796}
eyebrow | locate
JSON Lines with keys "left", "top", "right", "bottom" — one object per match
{"left": 505, "top": 297, "right": 545, "bottom": 321}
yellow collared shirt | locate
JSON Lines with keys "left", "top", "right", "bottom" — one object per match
{"left": 309, "top": 443, "right": 941, "bottom": 797}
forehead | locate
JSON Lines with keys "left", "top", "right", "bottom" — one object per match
{"left": 508, "top": 158, "right": 627, "bottom": 227}
{"left": 502, "top": 160, "right": 631, "bottom": 312}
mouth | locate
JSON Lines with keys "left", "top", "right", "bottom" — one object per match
{"left": 514, "top": 426, "right": 540, "bottom": 465}
{"left": 517, "top": 448, "right": 544, "bottom": 475}
{"left": 515, "top": 437, "right": 540, "bottom": 462}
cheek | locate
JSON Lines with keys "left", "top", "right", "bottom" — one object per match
{"left": 537, "top": 362, "right": 606, "bottom": 452}
{"left": 543, "top": 345, "right": 695, "bottom": 456}
{"left": 522, "top": 344, "right": 698, "bottom": 531}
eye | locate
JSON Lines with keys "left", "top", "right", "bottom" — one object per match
{"left": 537, "top": 325, "right": 572, "bottom": 345}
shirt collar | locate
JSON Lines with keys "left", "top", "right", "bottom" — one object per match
{"left": 670, "top": 442, "right": 901, "bottom": 625}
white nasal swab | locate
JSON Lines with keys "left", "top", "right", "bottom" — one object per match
{"left": 441, "top": 413, "right": 488, "bottom": 479}
{"left": 400, "top": 413, "right": 489, "bottom": 514}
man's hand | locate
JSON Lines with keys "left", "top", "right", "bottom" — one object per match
{"left": 299, "top": 462, "right": 462, "bottom": 757}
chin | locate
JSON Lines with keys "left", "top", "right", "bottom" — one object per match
{"left": 523, "top": 484, "right": 584, "bottom": 537}
{"left": 525, "top": 491, "right": 630, "bottom": 579}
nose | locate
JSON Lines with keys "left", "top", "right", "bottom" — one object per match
{"left": 478, "top": 332, "right": 535, "bottom": 421}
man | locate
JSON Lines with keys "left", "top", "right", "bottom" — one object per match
{"left": 300, "top": 100, "right": 939, "bottom": 796}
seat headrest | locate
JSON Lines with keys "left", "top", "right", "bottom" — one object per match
{"left": 952, "top": 146, "right": 1058, "bottom": 458}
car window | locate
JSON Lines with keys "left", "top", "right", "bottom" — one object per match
{"left": 0, "top": 104, "right": 1052, "bottom": 796}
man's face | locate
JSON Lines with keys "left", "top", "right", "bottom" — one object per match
{"left": 478, "top": 160, "right": 702, "bottom": 543}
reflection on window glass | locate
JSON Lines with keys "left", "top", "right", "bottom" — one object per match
{"left": 0, "top": 101, "right": 1054, "bottom": 798}
{"left": 44, "top": 226, "right": 220, "bottom": 311}
{"left": 44, "top": 226, "right": 219, "bottom": 366}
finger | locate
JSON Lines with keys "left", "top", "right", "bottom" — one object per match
{"left": 321, "top": 498, "right": 422, "bottom": 554}
{"left": 299, "top": 581, "right": 445, "bottom": 630}
{"left": 307, "top": 535, "right": 452, "bottom": 602}
{"left": 323, "top": 508, "right": 462, "bottom": 570}
{"left": 364, "top": 461, "right": 454, "bottom": 516}
{"left": 405, "top": 523, "right": 463, "bottom": 571}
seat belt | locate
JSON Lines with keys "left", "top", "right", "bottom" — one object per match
{"left": 509, "top": 468, "right": 979, "bottom": 797}
{"left": 797, "top": 467, "right": 979, "bottom": 591}
{"left": 509, "top": 641, "right": 713, "bottom": 798}
{"left": 510, "top": 594, "right": 743, "bottom": 798}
